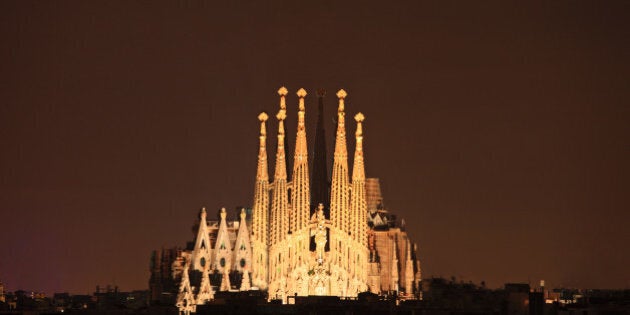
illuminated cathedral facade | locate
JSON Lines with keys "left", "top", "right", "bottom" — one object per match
{"left": 169, "top": 87, "right": 422, "bottom": 314}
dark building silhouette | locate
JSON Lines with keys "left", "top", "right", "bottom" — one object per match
{"left": 310, "top": 89, "right": 331, "bottom": 252}
{"left": 149, "top": 247, "right": 181, "bottom": 305}
{"left": 310, "top": 89, "right": 330, "bottom": 216}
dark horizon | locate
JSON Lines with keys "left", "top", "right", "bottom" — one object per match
{"left": 1, "top": 1, "right": 628, "bottom": 295}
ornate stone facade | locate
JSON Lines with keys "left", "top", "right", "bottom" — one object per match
{"left": 171, "top": 87, "right": 422, "bottom": 314}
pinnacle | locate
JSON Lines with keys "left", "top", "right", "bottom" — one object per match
{"left": 336, "top": 89, "right": 347, "bottom": 99}
{"left": 354, "top": 112, "right": 364, "bottom": 122}
{"left": 278, "top": 86, "right": 288, "bottom": 96}
{"left": 201, "top": 207, "right": 207, "bottom": 218}
{"left": 258, "top": 112, "right": 268, "bottom": 122}
{"left": 297, "top": 88, "right": 307, "bottom": 111}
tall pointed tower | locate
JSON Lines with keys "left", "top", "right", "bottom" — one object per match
{"left": 350, "top": 113, "right": 369, "bottom": 287}
{"left": 287, "top": 88, "right": 312, "bottom": 297}
{"left": 268, "top": 87, "right": 290, "bottom": 300}
{"left": 350, "top": 113, "right": 367, "bottom": 245}
{"left": 328, "top": 89, "right": 351, "bottom": 297}
{"left": 330, "top": 89, "right": 350, "bottom": 233}
{"left": 251, "top": 112, "right": 270, "bottom": 289}
{"left": 270, "top": 87, "right": 290, "bottom": 246}
{"left": 291, "top": 88, "right": 310, "bottom": 234}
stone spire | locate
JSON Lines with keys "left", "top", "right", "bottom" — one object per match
{"left": 391, "top": 241, "right": 399, "bottom": 292}
{"left": 291, "top": 88, "right": 310, "bottom": 232}
{"left": 350, "top": 113, "right": 367, "bottom": 245}
{"left": 191, "top": 207, "right": 211, "bottom": 271}
{"left": 234, "top": 209, "right": 252, "bottom": 273}
{"left": 240, "top": 269, "right": 251, "bottom": 291}
{"left": 330, "top": 89, "right": 350, "bottom": 232}
{"left": 220, "top": 266, "right": 231, "bottom": 291}
{"left": 404, "top": 239, "right": 414, "bottom": 294}
{"left": 176, "top": 264, "right": 196, "bottom": 314}
{"left": 197, "top": 264, "right": 214, "bottom": 304}
{"left": 311, "top": 89, "right": 330, "bottom": 217}
{"left": 214, "top": 208, "right": 232, "bottom": 274}
{"left": 414, "top": 243, "right": 422, "bottom": 294}
{"left": 279, "top": 87, "right": 292, "bottom": 181}
{"left": 251, "top": 112, "right": 269, "bottom": 289}
{"left": 237, "top": 211, "right": 252, "bottom": 293}
{"left": 270, "top": 87, "right": 290, "bottom": 245}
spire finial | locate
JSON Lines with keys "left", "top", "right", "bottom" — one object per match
{"left": 354, "top": 112, "right": 364, "bottom": 122}
{"left": 296, "top": 88, "right": 307, "bottom": 127}
{"left": 278, "top": 86, "right": 288, "bottom": 110}
{"left": 336, "top": 89, "right": 347, "bottom": 99}
{"left": 355, "top": 112, "right": 364, "bottom": 137}
{"left": 258, "top": 111, "right": 269, "bottom": 121}
{"left": 336, "top": 89, "right": 347, "bottom": 112}
{"left": 258, "top": 112, "right": 268, "bottom": 136}
{"left": 220, "top": 207, "right": 226, "bottom": 220}
{"left": 201, "top": 207, "right": 207, "bottom": 219}
{"left": 240, "top": 208, "right": 246, "bottom": 221}
{"left": 297, "top": 88, "right": 307, "bottom": 111}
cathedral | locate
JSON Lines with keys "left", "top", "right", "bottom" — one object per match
{"left": 164, "top": 87, "right": 422, "bottom": 314}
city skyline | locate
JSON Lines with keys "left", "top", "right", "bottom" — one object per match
{"left": 1, "top": 1, "right": 629, "bottom": 295}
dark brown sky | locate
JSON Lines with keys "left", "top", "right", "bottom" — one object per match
{"left": 1, "top": 1, "right": 629, "bottom": 295}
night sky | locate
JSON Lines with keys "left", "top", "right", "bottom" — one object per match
{"left": 1, "top": 1, "right": 629, "bottom": 295}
